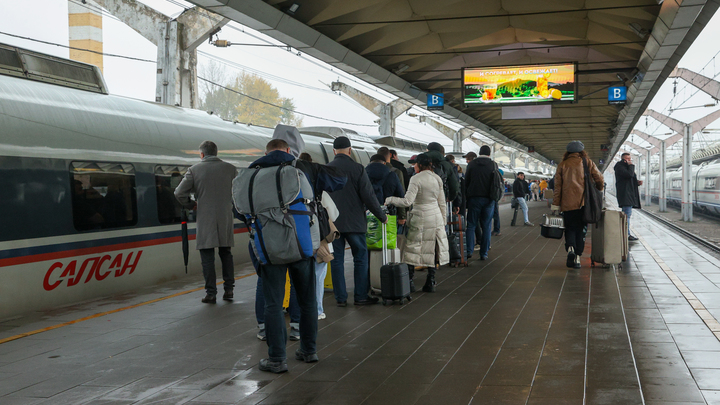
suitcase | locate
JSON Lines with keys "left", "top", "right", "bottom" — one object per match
{"left": 511, "top": 206, "right": 519, "bottom": 226}
{"left": 370, "top": 247, "right": 401, "bottom": 294}
{"left": 540, "top": 214, "right": 564, "bottom": 239}
{"left": 447, "top": 214, "right": 468, "bottom": 267}
{"left": 591, "top": 209, "right": 627, "bottom": 268}
{"left": 378, "top": 220, "right": 412, "bottom": 306}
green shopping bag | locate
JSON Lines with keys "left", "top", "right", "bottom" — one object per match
{"left": 366, "top": 212, "right": 397, "bottom": 250}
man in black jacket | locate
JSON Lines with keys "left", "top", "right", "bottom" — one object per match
{"left": 328, "top": 137, "right": 388, "bottom": 306}
{"left": 464, "top": 145, "right": 497, "bottom": 260}
{"left": 513, "top": 172, "right": 533, "bottom": 226}
{"left": 426, "top": 142, "right": 460, "bottom": 202}
{"left": 614, "top": 153, "right": 642, "bottom": 241}
{"left": 390, "top": 149, "right": 410, "bottom": 189}
{"left": 366, "top": 154, "right": 405, "bottom": 206}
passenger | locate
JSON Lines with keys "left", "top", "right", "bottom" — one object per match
{"left": 513, "top": 172, "right": 534, "bottom": 226}
{"left": 366, "top": 154, "right": 405, "bottom": 209}
{"left": 384, "top": 153, "right": 449, "bottom": 292}
{"left": 376, "top": 147, "right": 407, "bottom": 229}
{"left": 614, "top": 153, "right": 642, "bottom": 241}
{"left": 252, "top": 253, "right": 301, "bottom": 343}
{"left": 298, "top": 152, "right": 312, "bottom": 162}
{"left": 531, "top": 180, "right": 540, "bottom": 201}
{"left": 464, "top": 145, "right": 497, "bottom": 260}
{"left": 426, "top": 142, "right": 459, "bottom": 203}
{"left": 539, "top": 178, "right": 548, "bottom": 200}
{"left": 407, "top": 155, "right": 418, "bottom": 180}
{"left": 446, "top": 153, "right": 460, "bottom": 177}
{"left": 389, "top": 149, "right": 410, "bottom": 190}
{"left": 551, "top": 141, "right": 604, "bottom": 269}
{"left": 492, "top": 167, "right": 504, "bottom": 237}
{"left": 175, "top": 140, "right": 237, "bottom": 304}
{"left": 328, "top": 136, "right": 388, "bottom": 306}
{"left": 463, "top": 151, "right": 477, "bottom": 164}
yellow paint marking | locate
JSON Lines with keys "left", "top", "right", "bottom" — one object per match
{"left": 0, "top": 273, "right": 256, "bottom": 345}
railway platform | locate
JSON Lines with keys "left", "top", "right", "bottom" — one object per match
{"left": 1, "top": 199, "right": 720, "bottom": 405}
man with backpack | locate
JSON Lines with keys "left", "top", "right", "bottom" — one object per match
{"left": 464, "top": 145, "right": 501, "bottom": 260}
{"left": 328, "top": 137, "right": 388, "bottom": 307}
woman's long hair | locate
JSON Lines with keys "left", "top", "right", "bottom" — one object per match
{"left": 563, "top": 150, "right": 588, "bottom": 161}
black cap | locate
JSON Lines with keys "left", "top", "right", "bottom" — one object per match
{"left": 479, "top": 145, "right": 492, "bottom": 156}
{"left": 427, "top": 142, "right": 444, "bottom": 153}
{"left": 416, "top": 153, "right": 432, "bottom": 167}
{"left": 408, "top": 154, "right": 418, "bottom": 164}
{"left": 333, "top": 136, "right": 351, "bottom": 149}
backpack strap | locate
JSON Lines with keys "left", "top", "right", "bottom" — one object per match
{"left": 276, "top": 163, "right": 289, "bottom": 211}
{"left": 248, "top": 167, "right": 261, "bottom": 217}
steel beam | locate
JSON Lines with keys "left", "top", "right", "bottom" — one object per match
{"left": 682, "top": 124, "right": 693, "bottom": 221}
{"left": 645, "top": 148, "right": 651, "bottom": 207}
{"left": 659, "top": 139, "right": 667, "bottom": 211}
{"left": 331, "top": 81, "right": 412, "bottom": 137}
{"left": 670, "top": 67, "right": 720, "bottom": 101}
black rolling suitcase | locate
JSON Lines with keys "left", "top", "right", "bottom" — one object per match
{"left": 447, "top": 213, "right": 467, "bottom": 267}
{"left": 510, "top": 197, "right": 519, "bottom": 226}
{"left": 379, "top": 221, "right": 412, "bottom": 306}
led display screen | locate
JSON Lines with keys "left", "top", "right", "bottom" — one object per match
{"left": 463, "top": 63, "right": 576, "bottom": 105}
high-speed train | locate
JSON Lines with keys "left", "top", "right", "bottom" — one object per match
{"left": 0, "top": 51, "right": 535, "bottom": 319}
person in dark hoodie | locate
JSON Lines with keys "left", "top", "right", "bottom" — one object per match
{"left": 513, "top": 172, "right": 533, "bottom": 226}
{"left": 426, "top": 142, "right": 459, "bottom": 203}
{"left": 366, "top": 154, "right": 405, "bottom": 207}
{"left": 464, "top": 145, "right": 497, "bottom": 260}
{"left": 614, "top": 152, "right": 642, "bottom": 241}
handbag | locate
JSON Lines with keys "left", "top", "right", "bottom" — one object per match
{"left": 582, "top": 158, "right": 603, "bottom": 224}
{"left": 510, "top": 197, "right": 519, "bottom": 209}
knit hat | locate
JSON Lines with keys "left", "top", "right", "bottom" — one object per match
{"left": 333, "top": 136, "right": 351, "bottom": 149}
{"left": 272, "top": 124, "right": 305, "bottom": 158}
{"left": 427, "top": 142, "right": 444, "bottom": 153}
{"left": 566, "top": 141, "right": 584, "bottom": 153}
{"left": 479, "top": 145, "right": 492, "bottom": 156}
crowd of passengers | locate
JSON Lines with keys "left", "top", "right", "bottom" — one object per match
{"left": 173, "top": 125, "right": 607, "bottom": 374}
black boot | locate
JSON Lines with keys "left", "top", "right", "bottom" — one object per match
{"left": 422, "top": 267, "right": 436, "bottom": 292}
{"left": 408, "top": 265, "right": 416, "bottom": 292}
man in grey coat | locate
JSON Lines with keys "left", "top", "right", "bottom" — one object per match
{"left": 175, "top": 141, "right": 238, "bottom": 303}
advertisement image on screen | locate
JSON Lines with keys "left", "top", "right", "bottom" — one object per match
{"left": 464, "top": 63, "right": 576, "bottom": 105}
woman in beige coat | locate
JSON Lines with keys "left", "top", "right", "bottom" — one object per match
{"left": 385, "top": 153, "right": 449, "bottom": 292}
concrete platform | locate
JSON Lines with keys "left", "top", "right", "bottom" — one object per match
{"left": 1, "top": 200, "right": 719, "bottom": 404}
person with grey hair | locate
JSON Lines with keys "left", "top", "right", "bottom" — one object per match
{"left": 175, "top": 141, "right": 238, "bottom": 303}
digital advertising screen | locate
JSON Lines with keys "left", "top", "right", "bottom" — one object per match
{"left": 463, "top": 63, "right": 576, "bottom": 105}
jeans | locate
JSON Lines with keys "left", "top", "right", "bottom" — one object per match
{"left": 517, "top": 197, "right": 530, "bottom": 223}
{"left": 199, "top": 247, "right": 234, "bottom": 295}
{"left": 563, "top": 209, "right": 587, "bottom": 255}
{"left": 315, "top": 261, "right": 327, "bottom": 316}
{"left": 255, "top": 277, "right": 300, "bottom": 325}
{"left": 621, "top": 205, "right": 633, "bottom": 236}
{"left": 330, "top": 232, "right": 369, "bottom": 303}
{"left": 260, "top": 258, "right": 317, "bottom": 361}
{"left": 493, "top": 202, "right": 500, "bottom": 233}
{"left": 466, "top": 197, "right": 495, "bottom": 258}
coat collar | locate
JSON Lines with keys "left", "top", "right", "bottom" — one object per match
{"left": 201, "top": 155, "right": 221, "bottom": 162}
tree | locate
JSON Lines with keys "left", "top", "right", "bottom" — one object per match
{"left": 198, "top": 62, "right": 302, "bottom": 128}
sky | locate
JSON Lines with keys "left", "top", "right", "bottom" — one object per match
{"left": 2, "top": 0, "right": 720, "bottom": 164}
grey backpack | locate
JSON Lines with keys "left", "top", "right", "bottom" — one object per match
{"left": 233, "top": 163, "right": 320, "bottom": 265}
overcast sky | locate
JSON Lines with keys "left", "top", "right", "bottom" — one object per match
{"left": 2, "top": 0, "right": 720, "bottom": 161}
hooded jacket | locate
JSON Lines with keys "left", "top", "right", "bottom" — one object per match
{"left": 513, "top": 178, "right": 529, "bottom": 198}
{"left": 365, "top": 162, "right": 406, "bottom": 220}
{"left": 328, "top": 153, "right": 387, "bottom": 233}
{"left": 465, "top": 156, "right": 496, "bottom": 198}
{"left": 425, "top": 149, "right": 459, "bottom": 201}
{"left": 554, "top": 153, "right": 604, "bottom": 212}
{"left": 614, "top": 160, "right": 641, "bottom": 208}
{"left": 391, "top": 159, "right": 410, "bottom": 189}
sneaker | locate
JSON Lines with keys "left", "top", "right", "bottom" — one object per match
{"left": 566, "top": 247, "right": 576, "bottom": 269}
{"left": 491, "top": 231, "right": 502, "bottom": 236}
{"left": 628, "top": 235, "right": 639, "bottom": 241}
{"left": 289, "top": 325, "right": 300, "bottom": 341}
{"left": 318, "top": 313, "right": 326, "bottom": 320}
{"left": 201, "top": 294, "right": 216, "bottom": 304}
{"left": 524, "top": 222, "right": 534, "bottom": 227}
{"left": 256, "top": 325, "right": 267, "bottom": 341}
{"left": 474, "top": 245, "right": 481, "bottom": 251}
{"left": 574, "top": 255, "right": 582, "bottom": 269}
{"left": 259, "top": 358, "right": 288, "bottom": 374}
{"left": 222, "top": 290, "right": 233, "bottom": 301}
{"left": 354, "top": 297, "right": 380, "bottom": 306}
{"left": 336, "top": 301, "right": 347, "bottom": 307}
{"left": 295, "top": 348, "right": 319, "bottom": 363}
{"left": 481, "top": 255, "right": 488, "bottom": 261}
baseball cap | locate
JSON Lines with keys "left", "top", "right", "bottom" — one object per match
{"left": 408, "top": 155, "right": 418, "bottom": 164}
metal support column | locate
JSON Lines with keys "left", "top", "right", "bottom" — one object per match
{"left": 645, "top": 149, "right": 651, "bottom": 206}
{"left": 681, "top": 124, "right": 693, "bottom": 221}
{"left": 659, "top": 140, "right": 667, "bottom": 211}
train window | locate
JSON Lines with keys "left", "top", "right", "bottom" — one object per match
{"left": 303, "top": 143, "right": 327, "bottom": 164}
{"left": 155, "top": 165, "right": 191, "bottom": 224}
{"left": 70, "top": 161, "right": 138, "bottom": 231}
{"left": 672, "top": 179, "right": 682, "bottom": 189}
{"left": 705, "top": 177, "right": 717, "bottom": 189}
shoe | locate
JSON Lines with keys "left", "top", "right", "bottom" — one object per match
{"left": 566, "top": 246, "right": 576, "bottom": 269}
{"left": 222, "top": 290, "right": 233, "bottom": 301}
{"left": 354, "top": 297, "right": 380, "bottom": 306}
{"left": 295, "top": 348, "right": 319, "bottom": 363}
{"left": 201, "top": 294, "right": 216, "bottom": 304}
{"left": 481, "top": 255, "right": 488, "bottom": 261}
{"left": 422, "top": 268, "right": 436, "bottom": 292}
{"left": 289, "top": 325, "right": 300, "bottom": 341}
{"left": 628, "top": 235, "right": 639, "bottom": 241}
{"left": 257, "top": 325, "right": 267, "bottom": 341}
{"left": 524, "top": 222, "right": 534, "bottom": 226}
{"left": 318, "top": 313, "right": 326, "bottom": 320}
{"left": 491, "top": 231, "right": 502, "bottom": 236}
{"left": 336, "top": 301, "right": 347, "bottom": 307}
{"left": 574, "top": 255, "right": 582, "bottom": 269}
{"left": 474, "top": 245, "right": 481, "bottom": 251}
{"left": 259, "top": 358, "right": 288, "bottom": 374}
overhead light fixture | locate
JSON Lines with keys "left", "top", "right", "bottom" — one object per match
{"left": 286, "top": 3, "right": 300, "bottom": 15}
{"left": 628, "top": 22, "right": 649, "bottom": 39}
{"left": 393, "top": 64, "right": 410, "bottom": 75}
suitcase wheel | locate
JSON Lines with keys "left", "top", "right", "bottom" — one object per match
{"left": 407, "top": 295, "right": 412, "bottom": 302}
{"left": 399, "top": 298, "right": 405, "bottom": 305}
{"left": 591, "top": 260, "right": 595, "bottom": 268}
{"left": 382, "top": 299, "right": 390, "bottom": 306}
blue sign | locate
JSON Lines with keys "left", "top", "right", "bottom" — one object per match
{"left": 608, "top": 86, "right": 627, "bottom": 105}
{"left": 427, "top": 93, "right": 444, "bottom": 111}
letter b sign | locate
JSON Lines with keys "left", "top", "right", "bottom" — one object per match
{"left": 608, "top": 86, "right": 627, "bottom": 104}
{"left": 427, "top": 93, "right": 444, "bottom": 110}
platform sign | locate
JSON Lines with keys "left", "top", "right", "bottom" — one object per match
{"left": 608, "top": 86, "right": 627, "bottom": 105}
{"left": 427, "top": 93, "right": 444, "bottom": 111}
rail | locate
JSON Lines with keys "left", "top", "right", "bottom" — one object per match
{"left": 637, "top": 209, "right": 720, "bottom": 254}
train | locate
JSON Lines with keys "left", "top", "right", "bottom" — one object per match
{"left": 0, "top": 50, "right": 553, "bottom": 319}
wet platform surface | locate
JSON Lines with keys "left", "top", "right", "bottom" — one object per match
{"left": 1, "top": 199, "right": 720, "bottom": 405}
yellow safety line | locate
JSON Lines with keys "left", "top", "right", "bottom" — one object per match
{"left": 0, "top": 273, "right": 256, "bottom": 345}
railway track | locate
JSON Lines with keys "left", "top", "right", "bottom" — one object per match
{"left": 637, "top": 209, "right": 720, "bottom": 254}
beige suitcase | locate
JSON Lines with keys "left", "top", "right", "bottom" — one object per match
{"left": 591, "top": 209, "right": 627, "bottom": 267}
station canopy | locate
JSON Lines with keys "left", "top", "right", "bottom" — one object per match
{"left": 189, "top": 0, "right": 719, "bottom": 169}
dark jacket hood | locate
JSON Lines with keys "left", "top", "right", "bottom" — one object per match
{"left": 365, "top": 162, "right": 391, "bottom": 182}
{"left": 249, "top": 150, "right": 295, "bottom": 168}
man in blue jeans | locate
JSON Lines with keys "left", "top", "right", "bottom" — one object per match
{"left": 513, "top": 172, "right": 534, "bottom": 226}
{"left": 328, "top": 137, "right": 388, "bottom": 306}
{"left": 464, "top": 145, "right": 497, "bottom": 260}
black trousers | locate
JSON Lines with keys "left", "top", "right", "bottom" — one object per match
{"left": 563, "top": 209, "right": 587, "bottom": 256}
{"left": 200, "top": 247, "right": 234, "bottom": 295}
